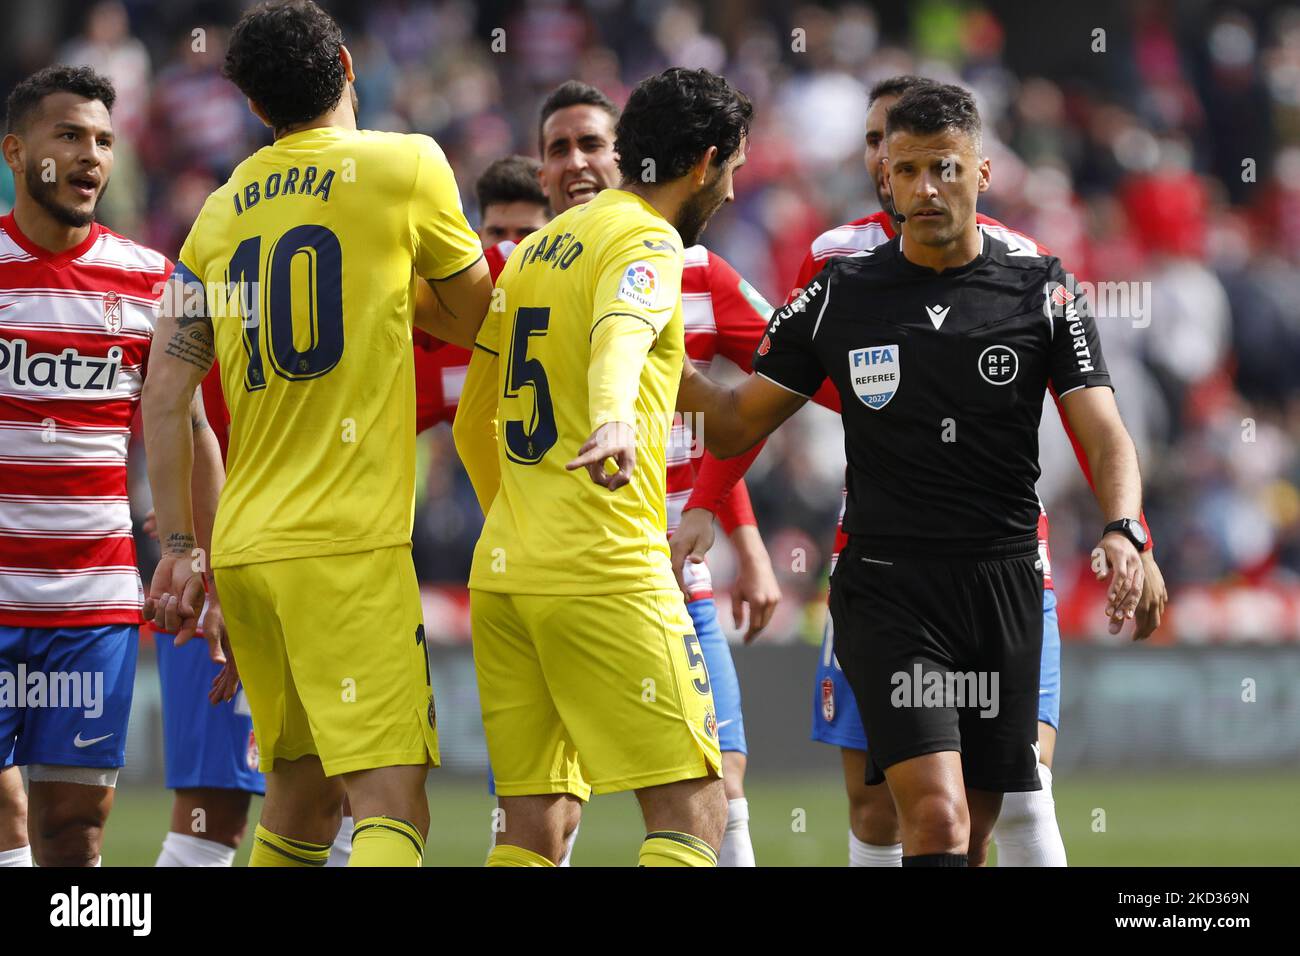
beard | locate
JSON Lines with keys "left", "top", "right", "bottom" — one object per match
{"left": 675, "top": 173, "right": 729, "bottom": 248}
{"left": 25, "top": 162, "right": 97, "bottom": 228}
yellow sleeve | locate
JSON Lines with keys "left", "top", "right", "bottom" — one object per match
{"left": 408, "top": 134, "right": 484, "bottom": 281}
{"left": 588, "top": 315, "right": 656, "bottom": 431}
{"left": 452, "top": 308, "right": 503, "bottom": 514}
{"left": 590, "top": 224, "right": 684, "bottom": 339}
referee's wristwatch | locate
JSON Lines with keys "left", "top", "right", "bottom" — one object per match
{"left": 1103, "top": 518, "right": 1148, "bottom": 551}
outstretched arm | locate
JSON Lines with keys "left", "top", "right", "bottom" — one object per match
{"left": 677, "top": 360, "right": 807, "bottom": 458}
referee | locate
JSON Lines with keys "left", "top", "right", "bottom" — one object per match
{"left": 678, "top": 83, "right": 1147, "bottom": 866}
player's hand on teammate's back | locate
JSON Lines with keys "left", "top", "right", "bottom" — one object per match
{"left": 730, "top": 525, "right": 781, "bottom": 643}
{"left": 1091, "top": 533, "right": 1145, "bottom": 635}
{"left": 671, "top": 508, "right": 716, "bottom": 597}
{"left": 1133, "top": 549, "right": 1168, "bottom": 641}
{"left": 566, "top": 421, "right": 637, "bottom": 491}
{"left": 145, "top": 552, "right": 210, "bottom": 648}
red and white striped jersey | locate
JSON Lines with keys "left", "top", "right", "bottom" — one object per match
{"left": 0, "top": 214, "right": 171, "bottom": 626}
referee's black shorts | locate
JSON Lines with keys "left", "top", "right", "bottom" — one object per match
{"left": 829, "top": 533, "right": 1044, "bottom": 793}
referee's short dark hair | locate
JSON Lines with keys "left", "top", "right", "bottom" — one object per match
{"left": 475, "top": 155, "right": 548, "bottom": 215}
{"left": 868, "top": 75, "right": 933, "bottom": 106}
{"left": 5, "top": 64, "right": 116, "bottom": 134}
{"left": 615, "top": 68, "right": 752, "bottom": 184}
{"left": 885, "top": 83, "right": 982, "bottom": 151}
{"left": 538, "top": 80, "right": 619, "bottom": 154}
{"left": 224, "top": 0, "right": 346, "bottom": 132}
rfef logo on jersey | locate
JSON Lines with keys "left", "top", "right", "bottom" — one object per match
{"left": 103, "top": 291, "right": 123, "bottom": 334}
{"left": 979, "top": 344, "right": 1018, "bottom": 385}
{"left": 848, "top": 344, "right": 900, "bottom": 409}
{"left": 618, "top": 261, "right": 659, "bottom": 309}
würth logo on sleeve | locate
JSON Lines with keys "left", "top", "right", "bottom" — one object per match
{"left": 103, "top": 291, "right": 123, "bottom": 334}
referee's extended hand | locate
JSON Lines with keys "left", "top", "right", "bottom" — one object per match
{"left": 567, "top": 422, "right": 637, "bottom": 491}
{"left": 1092, "top": 533, "right": 1145, "bottom": 635}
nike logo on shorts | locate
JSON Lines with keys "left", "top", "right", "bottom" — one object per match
{"left": 73, "top": 732, "right": 113, "bottom": 748}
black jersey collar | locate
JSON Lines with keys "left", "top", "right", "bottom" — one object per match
{"left": 890, "top": 230, "right": 988, "bottom": 279}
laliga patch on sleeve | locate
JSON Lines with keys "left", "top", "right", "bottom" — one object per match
{"left": 617, "top": 261, "right": 660, "bottom": 309}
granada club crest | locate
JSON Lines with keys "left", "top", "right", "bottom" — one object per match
{"left": 848, "top": 344, "right": 900, "bottom": 410}
{"left": 103, "top": 291, "right": 123, "bottom": 334}
{"left": 821, "top": 677, "right": 835, "bottom": 722}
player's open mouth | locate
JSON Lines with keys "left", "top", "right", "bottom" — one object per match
{"left": 567, "top": 181, "right": 599, "bottom": 200}
{"left": 912, "top": 208, "right": 944, "bottom": 218}
{"left": 68, "top": 175, "right": 99, "bottom": 199}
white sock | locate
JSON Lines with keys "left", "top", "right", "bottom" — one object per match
{"left": 0, "top": 845, "right": 33, "bottom": 867}
{"left": 718, "top": 797, "right": 755, "bottom": 867}
{"left": 326, "top": 816, "right": 354, "bottom": 867}
{"left": 155, "top": 831, "right": 236, "bottom": 867}
{"left": 993, "top": 762, "right": 1067, "bottom": 866}
{"left": 557, "top": 821, "right": 579, "bottom": 867}
{"left": 849, "top": 830, "right": 902, "bottom": 867}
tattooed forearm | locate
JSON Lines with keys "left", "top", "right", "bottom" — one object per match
{"left": 165, "top": 319, "right": 216, "bottom": 371}
{"left": 165, "top": 532, "right": 196, "bottom": 555}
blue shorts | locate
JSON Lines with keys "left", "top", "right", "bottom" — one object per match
{"left": 0, "top": 624, "right": 138, "bottom": 768}
{"left": 811, "top": 587, "right": 1061, "bottom": 750}
{"left": 687, "top": 597, "right": 746, "bottom": 755}
{"left": 156, "top": 632, "right": 265, "bottom": 794}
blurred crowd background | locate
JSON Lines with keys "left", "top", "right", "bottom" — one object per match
{"left": 4, "top": 0, "right": 1299, "bottom": 644}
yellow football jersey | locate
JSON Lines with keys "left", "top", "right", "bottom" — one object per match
{"left": 176, "top": 127, "right": 482, "bottom": 568}
{"left": 468, "top": 188, "right": 686, "bottom": 595}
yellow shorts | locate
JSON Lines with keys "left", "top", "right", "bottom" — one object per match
{"left": 470, "top": 588, "right": 722, "bottom": 799}
{"left": 214, "top": 546, "right": 439, "bottom": 777}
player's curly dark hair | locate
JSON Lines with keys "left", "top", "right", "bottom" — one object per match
{"left": 885, "top": 83, "right": 982, "bottom": 150}
{"left": 614, "top": 68, "right": 752, "bottom": 184}
{"left": 5, "top": 64, "right": 116, "bottom": 134}
{"left": 223, "top": 0, "right": 347, "bottom": 132}
{"left": 475, "top": 155, "right": 548, "bottom": 215}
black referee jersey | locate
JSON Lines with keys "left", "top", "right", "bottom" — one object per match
{"left": 753, "top": 230, "right": 1113, "bottom": 790}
